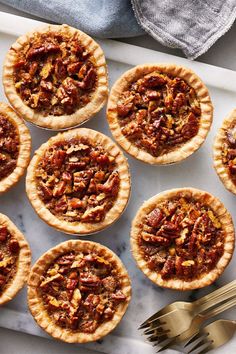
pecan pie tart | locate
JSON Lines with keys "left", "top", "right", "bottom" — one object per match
{"left": 3, "top": 24, "right": 108, "bottom": 130}
{"left": 131, "top": 188, "right": 234, "bottom": 290}
{"left": 0, "top": 102, "right": 31, "bottom": 194}
{"left": 213, "top": 109, "right": 236, "bottom": 195}
{"left": 0, "top": 213, "right": 31, "bottom": 305}
{"left": 28, "top": 240, "right": 131, "bottom": 342}
{"left": 107, "top": 64, "right": 213, "bottom": 164}
{"left": 26, "top": 128, "right": 130, "bottom": 235}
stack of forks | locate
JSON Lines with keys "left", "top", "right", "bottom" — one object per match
{"left": 140, "top": 280, "right": 236, "bottom": 353}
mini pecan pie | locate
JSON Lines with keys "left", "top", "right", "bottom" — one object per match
{"left": 3, "top": 24, "right": 108, "bottom": 130}
{"left": 131, "top": 188, "right": 234, "bottom": 290}
{"left": 107, "top": 64, "right": 213, "bottom": 164}
{"left": 213, "top": 109, "right": 236, "bottom": 195}
{"left": 0, "top": 213, "right": 31, "bottom": 305}
{"left": 28, "top": 240, "right": 131, "bottom": 342}
{"left": 0, "top": 102, "right": 31, "bottom": 194}
{"left": 26, "top": 128, "right": 130, "bottom": 235}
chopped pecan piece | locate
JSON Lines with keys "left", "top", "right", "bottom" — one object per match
{"left": 139, "top": 196, "right": 224, "bottom": 281}
{"left": 116, "top": 70, "right": 201, "bottom": 157}
{"left": 146, "top": 208, "right": 164, "bottom": 228}
{"left": 13, "top": 30, "right": 97, "bottom": 116}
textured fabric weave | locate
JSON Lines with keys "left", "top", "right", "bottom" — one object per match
{"left": 1, "top": 0, "right": 236, "bottom": 59}
{"left": 131, "top": 0, "right": 236, "bottom": 59}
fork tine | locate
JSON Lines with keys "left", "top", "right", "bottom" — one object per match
{"left": 143, "top": 325, "right": 165, "bottom": 335}
{"left": 139, "top": 317, "right": 162, "bottom": 330}
{"left": 139, "top": 312, "right": 162, "bottom": 329}
{"left": 196, "top": 345, "right": 212, "bottom": 354}
{"left": 147, "top": 331, "right": 169, "bottom": 342}
{"left": 151, "top": 333, "right": 170, "bottom": 346}
{"left": 185, "top": 332, "right": 208, "bottom": 347}
{"left": 156, "top": 337, "right": 177, "bottom": 352}
{"left": 187, "top": 338, "right": 210, "bottom": 354}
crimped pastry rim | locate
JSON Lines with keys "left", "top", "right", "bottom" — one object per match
{"left": 0, "top": 213, "right": 31, "bottom": 305}
{"left": 27, "top": 239, "right": 131, "bottom": 343}
{"left": 213, "top": 109, "right": 236, "bottom": 195}
{"left": 107, "top": 63, "right": 213, "bottom": 165}
{"left": 0, "top": 102, "right": 31, "bottom": 194}
{"left": 130, "top": 187, "right": 235, "bottom": 291}
{"left": 26, "top": 128, "right": 131, "bottom": 235}
{"left": 3, "top": 24, "right": 108, "bottom": 130}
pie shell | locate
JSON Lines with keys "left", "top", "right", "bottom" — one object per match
{"left": 130, "top": 187, "right": 235, "bottom": 291}
{"left": 27, "top": 239, "right": 131, "bottom": 343}
{"left": 213, "top": 109, "right": 236, "bottom": 195}
{"left": 26, "top": 128, "right": 131, "bottom": 235}
{"left": 0, "top": 102, "right": 31, "bottom": 195}
{"left": 107, "top": 63, "right": 213, "bottom": 165}
{"left": 0, "top": 213, "right": 31, "bottom": 305}
{"left": 3, "top": 24, "right": 108, "bottom": 130}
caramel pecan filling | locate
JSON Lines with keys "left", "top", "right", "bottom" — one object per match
{"left": 0, "top": 115, "right": 19, "bottom": 181}
{"left": 0, "top": 226, "right": 20, "bottom": 295}
{"left": 138, "top": 197, "right": 224, "bottom": 281}
{"left": 117, "top": 72, "right": 201, "bottom": 157}
{"left": 222, "top": 126, "right": 236, "bottom": 184}
{"left": 35, "top": 138, "right": 120, "bottom": 223}
{"left": 39, "top": 251, "right": 127, "bottom": 332}
{"left": 13, "top": 31, "right": 97, "bottom": 116}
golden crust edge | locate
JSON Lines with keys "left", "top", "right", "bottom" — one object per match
{"left": 213, "top": 109, "right": 236, "bottom": 195}
{"left": 107, "top": 63, "right": 213, "bottom": 165}
{"left": 130, "top": 187, "right": 235, "bottom": 291}
{"left": 0, "top": 102, "right": 31, "bottom": 194}
{"left": 27, "top": 239, "right": 131, "bottom": 343}
{"left": 3, "top": 24, "right": 108, "bottom": 130}
{"left": 26, "top": 128, "right": 131, "bottom": 235}
{"left": 0, "top": 212, "right": 31, "bottom": 305}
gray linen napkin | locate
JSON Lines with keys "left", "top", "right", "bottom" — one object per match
{"left": 131, "top": 0, "right": 236, "bottom": 59}
{"left": 1, "top": 0, "right": 236, "bottom": 59}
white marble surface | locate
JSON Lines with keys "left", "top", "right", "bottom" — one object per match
{"left": 1, "top": 3, "right": 236, "bottom": 354}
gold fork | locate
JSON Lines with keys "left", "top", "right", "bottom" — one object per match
{"left": 184, "top": 319, "right": 236, "bottom": 354}
{"left": 151, "top": 293, "right": 236, "bottom": 352}
{"left": 140, "top": 281, "right": 236, "bottom": 348}
{"left": 140, "top": 280, "right": 236, "bottom": 334}
{"left": 139, "top": 280, "right": 236, "bottom": 331}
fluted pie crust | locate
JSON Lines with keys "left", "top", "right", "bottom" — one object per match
{"left": 28, "top": 240, "right": 131, "bottom": 343}
{"left": 107, "top": 64, "right": 213, "bottom": 165}
{"left": 0, "top": 213, "right": 31, "bottom": 305}
{"left": 26, "top": 128, "right": 130, "bottom": 235}
{"left": 130, "top": 188, "right": 234, "bottom": 290}
{"left": 0, "top": 102, "right": 31, "bottom": 194}
{"left": 213, "top": 109, "right": 236, "bottom": 195}
{"left": 3, "top": 24, "right": 108, "bottom": 130}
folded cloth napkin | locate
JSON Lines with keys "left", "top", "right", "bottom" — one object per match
{"left": 1, "top": 0, "right": 236, "bottom": 59}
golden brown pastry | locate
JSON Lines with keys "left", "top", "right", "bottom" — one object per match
{"left": 28, "top": 240, "right": 131, "bottom": 342}
{"left": 3, "top": 24, "right": 108, "bottom": 130}
{"left": 26, "top": 128, "right": 130, "bottom": 235}
{"left": 107, "top": 64, "right": 213, "bottom": 164}
{"left": 131, "top": 188, "right": 234, "bottom": 290}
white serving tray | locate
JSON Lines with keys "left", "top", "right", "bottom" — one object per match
{"left": 1, "top": 11, "right": 236, "bottom": 354}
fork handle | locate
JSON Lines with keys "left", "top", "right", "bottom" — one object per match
{"left": 194, "top": 286, "right": 236, "bottom": 314}
{"left": 193, "top": 280, "right": 236, "bottom": 309}
{"left": 199, "top": 295, "right": 236, "bottom": 319}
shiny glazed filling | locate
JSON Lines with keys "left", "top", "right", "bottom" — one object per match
{"left": 117, "top": 71, "right": 201, "bottom": 157}
{"left": 35, "top": 137, "right": 120, "bottom": 223}
{"left": 13, "top": 31, "right": 97, "bottom": 116}
{"left": 0, "top": 115, "right": 19, "bottom": 181}
{"left": 138, "top": 197, "right": 224, "bottom": 281}
{"left": 0, "top": 226, "right": 20, "bottom": 295}
{"left": 39, "top": 251, "right": 127, "bottom": 332}
{"left": 222, "top": 125, "right": 236, "bottom": 185}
